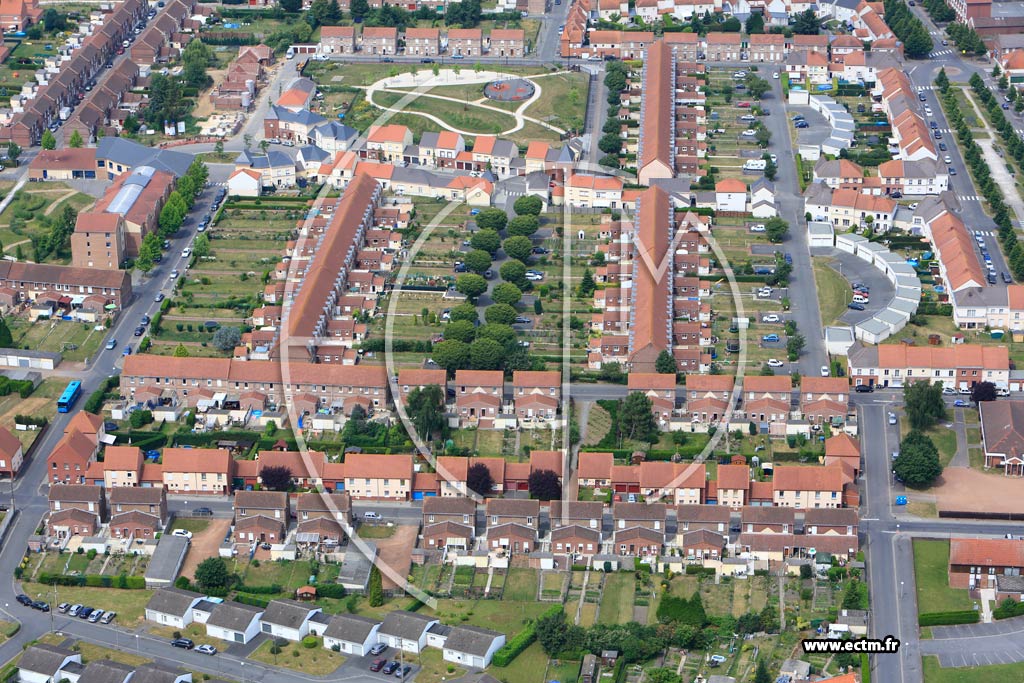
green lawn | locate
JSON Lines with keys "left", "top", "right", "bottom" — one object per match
{"left": 912, "top": 540, "right": 974, "bottom": 614}
{"left": 371, "top": 90, "right": 518, "bottom": 136}
{"left": 168, "top": 519, "right": 210, "bottom": 534}
{"left": 422, "top": 598, "right": 551, "bottom": 636}
{"left": 932, "top": 426, "right": 960, "bottom": 468}
{"left": 598, "top": 573, "right": 635, "bottom": 625}
{"left": 357, "top": 524, "right": 396, "bottom": 539}
{"left": 812, "top": 257, "right": 851, "bottom": 327}
{"left": 502, "top": 568, "right": 538, "bottom": 601}
{"left": 923, "top": 655, "right": 1024, "bottom": 682}
{"left": 523, "top": 71, "right": 589, "bottom": 133}
{"left": 249, "top": 637, "right": 345, "bottom": 675}
{"left": 494, "top": 641, "right": 549, "bottom": 683}
{"left": 21, "top": 583, "right": 153, "bottom": 626}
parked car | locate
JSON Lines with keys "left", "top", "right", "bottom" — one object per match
{"left": 762, "top": 334, "right": 779, "bottom": 343}
{"left": 888, "top": 412, "right": 897, "bottom": 425}
{"left": 154, "top": 293, "right": 165, "bottom": 303}
{"left": 68, "top": 604, "right": 82, "bottom": 616}
{"left": 171, "top": 639, "right": 194, "bottom": 650}
{"left": 88, "top": 610, "right": 104, "bottom": 623}
{"left": 820, "top": 366, "right": 830, "bottom": 377}
{"left": 193, "top": 507, "right": 213, "bottom": 516}
{"left": 855, "top": 384, "right": 874, "bottom": 393}
{"left": 762, "top": 314, "right": 780, "bottom": 323}
{"left": 172, "top": 529, "right": 192, "bottom": 539}
{"left": 78, "top": 607, "right": 94, "bottom": 619}
{"left": 750, "top": 224, "right": 766, "bottom": 233}
{"left": 514, "top": 316, "right": 531, "bottom": 324}
{"left": 105, "top": 339, "right": 117, "bottom": 350}
{"left": 134, "top": 326, "right": 145, "bottom": 337}
{"left": 58, "top": 603, "right": 71, "bottom": 613}
{"left": 196, "top": 645, "right": 217, "bottom": 655}
{"left": 16, "top": 595, "right": 32, "bottom": 606}
{"left": 766, "top": 359, "right": 784, "bottom": 367}
{"left": 396, "top": 666, "right": 412, "bottom": 679}
{"left": 369, "top": 644, "right": 388, "bottom": 656}
{"left": 942, "top": 387, "right": 956, "bottom": 395}
{"left": 101, "top": 611, "right": 116, "bottom": 624}
{"left": 1003, "top": 272, "right": 1013, "bottom": 284}
{"left": 848, "top": 303, "right": 865, "bottom": 311}
{"left": 33, "top": 601, "right": 50, "bottom": 612}
{"left": 369, "top": 660, "right": 386, "bottom": 672}
{"left": 383, "top": 662, "right": 400, "bottom": 675}
{"left": 954, "top": 399, "right": 969, "bottom": 407}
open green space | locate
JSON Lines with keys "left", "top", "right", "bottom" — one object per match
{"left": 249, "top": 637, "right": 345, "bottom": 675}
{"left": 913, "top": 540, "right": 974, "bottom": 614}
{"left": 0, "top": 185, "right": 94, "bottom": 263}
{"left": 371, "top": 89, "right": 518, "bottom": 136}
{"left": 21, "top": 582, "right": 153, "bottom": 626}
{"left": 502, "top": 568, "right": 538, "bottom": 601}
{"left": 812, "top": 257, "right": 851, "bottom": 326}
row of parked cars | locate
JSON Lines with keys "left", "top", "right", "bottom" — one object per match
{"left": 17, "top": 595, "right": 118, "bottom": 624}
{"left": 169, "top": 638, "right": 217, "bottom": 655}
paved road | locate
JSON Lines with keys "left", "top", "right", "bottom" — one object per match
{"left": 764, "top": 75, "right": 828, "bottom": 374}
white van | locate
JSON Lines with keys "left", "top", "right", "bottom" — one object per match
{"left": 852, "top": 294, "right": 869, "bottom": 304}
{"left": 285, "top": 47, "right": 295, "bottom": 59}
{"left": 743, "top": 159, "right": 767, "bottom": 171}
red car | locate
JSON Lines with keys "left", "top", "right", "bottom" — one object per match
{"left": 369, "top": 660, "right": 386, "bottom": 672}
{"left": 737, "top": 101, "right": 751, "bottom": 108}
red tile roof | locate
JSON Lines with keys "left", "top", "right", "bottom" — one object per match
{"left": 343, "top": 453, "right": 413, "bottom": 479}
{"left": 162, "top": 448, "right": 231, "bottom": 474}
{"left": 772, "top": 465, "right": 845, "bottom": 492}
{"left": 950, "top": 538, "right": 1024, "bottom": 568}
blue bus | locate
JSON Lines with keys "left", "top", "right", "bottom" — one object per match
{"left": 57, "top": 381, "right": 82, "bottom": 413}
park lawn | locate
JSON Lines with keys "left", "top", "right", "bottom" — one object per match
{"left": 812, "top": 257, "right": 851, "bottom": 326}
{"left": 168, "top": 519, "right": 210, "bottom": 534}
{"left": 371, "top": 89, "right": 517, "bottom": 136}
{"left": 922, "top": 655, "right": 1024, "bottom": 682}
{"left": 524, "top": 71, "right": 589, "bottom": 133}
{"left": 502, "top": 568, "right": 538, "bottom": 601}
{"left": 598, "top": 573, "right": 635, "bottom": 625}
{"left": 22, "top": 583, "right": 154, "bottom": 626}
{"left": 249, "top": 637, "right": 345, "bottom": 675}
{"left": 913, "top": 540, "right": 974, "bottom": 614}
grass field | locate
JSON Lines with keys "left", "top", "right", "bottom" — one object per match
{"left": 913, "top": 540, "right": 974, "bottom": 614}
{"left": 812, "top": 257, "right": 851, "bottom": 326}
{"left": 0, "top": 185, "right": 95, "bottom": 263}
{"left": 497, "top": 641, "right": 550, "bottom": 683}
{"left": 502, "top": 568, "right": 538, "bottom": 601}
{"left": 923, "top": 655, "right": 1024, "bottom": 682}
{"left": 598, "top": 573, "right": 635, "bottom": 625}
{"left": 168, "top": 519, "right": 210, "bottom": 534}
{"left": 6, "top": 317, "right": 106, "bottom": 363}
{"left": 423, "top": 598, "right": 550, "bottom": 636}
{"left": 74, "top": 641, "right": 151, "bottom": 668}
{"left": 249, "top": 637, "right": 345, "bottom": 675}
{"left": 22, "top": 583, "right": 153, "bottom": 626}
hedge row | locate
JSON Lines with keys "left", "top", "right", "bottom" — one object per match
{"left": 113, "top": 431, "right": 167, "bottom": 450}
{"left": 234, "top": 593, "right": 271, "bottom": 608}
{"left": 918, "top": 610, "right": 979, "bottom": 626}
{"left": 993, "top": 600, "right": 1024, "bottom": 620}
{"left": 492, "top": 604, "right": 562, "bottom": 667}
{"left": 38, "top": 573, "right": 146, "bottom": 589}
{"left": 236, "top": 583, "right": 282, "bottom": 595}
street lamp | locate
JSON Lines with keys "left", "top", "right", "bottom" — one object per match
{"left": 135, "top": 634, "right": 140, "bottom": 656}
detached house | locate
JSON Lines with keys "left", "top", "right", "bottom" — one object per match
{"left": 323, "top": 613, "right": 381, "bottom": 656}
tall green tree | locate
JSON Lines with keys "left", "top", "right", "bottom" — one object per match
{"left": 40, "top": 130, "right": 55, "bottom": 150}
{"left": 194, "top": 557, "right": 229, "bottom": 589}
{"left": 68, "top": 130, "right": 84, "bottom": 148}
{"left": 894, "top": 430, "right": 942, "bottom": 488}
{"left": 655, "top": 350, "right": 677, "bottom": 374}
{"left": 621, "top": 392, "right": 660, "bottom": 443}
{"left": 0, "top": 317, "right": 13, "bottom": 347}
{"left": 136, "top": 233, "right": 161, "bottom": 272}
{"left": 903, "top": 381, "right": 946, "bottom": 430}
{"left": 793, "top": 9, "right": 820, "bottom": 34}
{"left": 406, "top": 384, "right": 446, "bottom": 440}
{"left": 578, "top": 267, "right": 596, "bottom": 297}
{"left": 502, "top": 236, "right": 533, "bottom": 263}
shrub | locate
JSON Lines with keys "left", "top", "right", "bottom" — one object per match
{"left": 302, "top": 636, "right": 318, "bottom": 648}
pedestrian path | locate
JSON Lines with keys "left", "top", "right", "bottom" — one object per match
{"left": 929, "top": 49, "right": 956, "bottom": 58}
{"left": 957, "top": 195, "right": 982, "bottom": 202}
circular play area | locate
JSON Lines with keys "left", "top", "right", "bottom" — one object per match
{"left": 484, "top": 78, "right": 535, "bottom": 102}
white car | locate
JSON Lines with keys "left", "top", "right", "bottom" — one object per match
{"left": 820, "top": 366, "right": 830, "bottom": 377}
{"left": 741, "top": 129, "right": 757, "bottom": 137}
{"left": 171, "top": 529, "right": 192, "bottom": 540}
{"left": 181, "top": 248, "right": 192, "bottom": 258}
{"left": 772, "top": 72, "right": 779, "bottom": 79}
{"left": 769, "top": 154, "right": 778, "bottom": 163}
{"left": 767, "top": 359, "right": 784, "bottom": 367}
{"left": 944, "top": 155, "right": 952, "bottom": 164}
{"left": 757, "top": 288, "right": 773, "bottom": 298}
{"left": 909, "top": 203, "right": 919, "bottom": 210}
{"left": 750, "top": 224, "right": 766, "bottom": 233}
{"left": 525, "top": 273, "right": 544, "bottom": 282}
{"left": 762, "top": 314, "right": 780, "bottom": 323}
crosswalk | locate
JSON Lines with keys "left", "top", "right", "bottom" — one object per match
{"left": 917, "top": 85, "right": 938, "bottom": 92}
{"left": 929, "top": 49, "right": 955, "bottom": 58}
{"left": 958, "top": 195, "right": 982, "bottom": 202}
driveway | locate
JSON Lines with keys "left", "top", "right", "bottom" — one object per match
{"left": 370, "top": 524, "right": 418, "bottom": 591}
{"left": 178, "top": 518, "right": 231, "bottom": 580}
